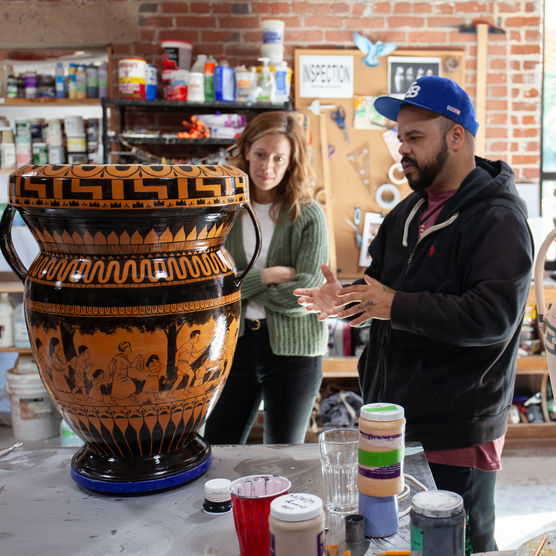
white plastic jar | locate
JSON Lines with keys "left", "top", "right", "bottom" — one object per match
{"left": 269, "top": 493, "right": 326, "bottom": 556}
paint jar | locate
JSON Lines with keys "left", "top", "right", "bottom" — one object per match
{"left": 86, "top": 65, "right": 99, "bottom": 98}
{"left": 24, "top": 72, "right": 38, "bottom": 99}
{"left": 203, "top": 478, "right": 232, "bottom": 514}
{"left": 5, "top": 359, "right": 60, "bottom": 442}
{"left": 76, "top": 65, "right": 87, "bottom": 99}
{"left": 358, "top": 402, "right": 405, "bottom": 497}
{"left": 269, "top": 493, "right": 326, "bottom": 556}
{"left": 15, "top": 119, "right": 31, "bottom": 143}
{"left": 170, "top": 70, "right": 189, "bottom": 101}
{"left": 32, "top": 142, "right": 48, "bottom": 164}
{"left": 15, "top": 143, "right": 32, "bottom": 167}
{"left": 45, "top": 119, "right": 63, "bottom": 146}
{"left": 98, "top": 63, "right": 109, "bottom": 98}
{"left": 0, "top": 142, "right": 16, "bottom": 170}
{"left": 410, "top": 490, "right": 466, "bottom": 556}
{"left": 48, "top": 144, "right": 65, "bottom": 164}
{"left": 187, "top": 72, "right": 205, "bottom": 102}
{"left": 118, "top": 57, "right": 147, "bottom": 99}
{"left": 64, "top": 115, "right": 85, "bottom": 137}
{"left": 13, "top": 301, "right": 30, "bottom": 349}
{"left": 235, "top": 67, "right": 256, "bottom": 103}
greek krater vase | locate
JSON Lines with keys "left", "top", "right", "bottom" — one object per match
{"left": 0, "top": 164, "right": 260, "bottom": 494}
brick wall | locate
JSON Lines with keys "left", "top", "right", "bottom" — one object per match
{"left": 111, "top": 0, "right": 542, "bottom": 182}
{"left": 4, "top": 0, "right": 543, "bottom": 181}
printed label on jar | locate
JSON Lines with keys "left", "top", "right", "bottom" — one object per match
{"left": 358, "top": 462, "right": 402, "bottom": 480}
{"left": 410, "top": 524, "right": 424, "bottom": 556}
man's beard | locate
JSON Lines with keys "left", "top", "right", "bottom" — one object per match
{"left": 402, "top": 137, "right": 449, "bottom": 192}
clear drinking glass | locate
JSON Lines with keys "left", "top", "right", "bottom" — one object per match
{"left": 318, "top": 428, "right": 359, "bottom": 514}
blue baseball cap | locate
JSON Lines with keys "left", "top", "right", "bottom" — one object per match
{"left": 374, "top": 76, "right": 479, "bottom": 136}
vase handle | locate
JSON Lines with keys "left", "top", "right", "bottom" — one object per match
{"left": 235, "top": 203, "right": 261, "bottom": 287}
{"left": 0, "top": 205, "right": 28, "bottom": 282}
{"left": 534, "top": 226, "right": 556, "bottom": 337}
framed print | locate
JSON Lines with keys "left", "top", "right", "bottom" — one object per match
{"left": 388, "top": 56, "right": 442, "bottom": 97}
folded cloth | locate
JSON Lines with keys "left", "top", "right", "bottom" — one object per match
{"left": 320, "top": 390, "right": 364, "bottom": 430}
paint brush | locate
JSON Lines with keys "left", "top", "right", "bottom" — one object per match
{"left": 533, "top": 534, "right": 547, "bottom": 556}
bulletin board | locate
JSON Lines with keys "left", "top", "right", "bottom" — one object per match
{"left": 294, "top": 48, "right": 466, "bottom": 279}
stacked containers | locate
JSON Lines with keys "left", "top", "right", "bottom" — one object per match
{"left": 64, "top": 115, "right": 87, "bottom": 164}
{"left": 261, "top": 19, "right": 285, "bottom": 65}
{"left": 14, "top": 119, "right": 32, "bottom": 167}
{"left": 357, "top": 402, "right": 406, "bottom": 537}
{"left": 45, "top": 119, "right": 65, "bottom": 164}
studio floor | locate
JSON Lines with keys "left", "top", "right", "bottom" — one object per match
{"left": 494, "top": 440, "right": 556, "bottom": 550}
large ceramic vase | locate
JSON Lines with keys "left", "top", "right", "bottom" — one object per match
{"left": 0, "top": 164, "right": 260, "bottom": 494}
{"left": 534, "top": 227, "right": 556, "bottom": 395}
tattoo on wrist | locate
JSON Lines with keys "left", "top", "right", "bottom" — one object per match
{"left": 382, "top": 285, "right": 395, "bottom": 294}
{"left": 362, "top": 301, "right": 376, "bottom": 310}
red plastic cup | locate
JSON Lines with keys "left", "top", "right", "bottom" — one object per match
{"left": 230, "top": 474, "right": 291, "bottom": 556}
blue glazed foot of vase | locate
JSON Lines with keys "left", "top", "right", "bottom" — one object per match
{"left": 70, "top": 435, "right": 211, "bottom": 494}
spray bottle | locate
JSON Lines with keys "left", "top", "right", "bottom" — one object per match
{"left": 257, "top": 57, "right": 275, "bottom": 103}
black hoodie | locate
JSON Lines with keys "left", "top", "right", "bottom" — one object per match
{"left": 357, "top": 157, "right": 534, "bottom": 450}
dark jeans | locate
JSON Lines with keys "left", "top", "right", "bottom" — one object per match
{"left": 204, "top": 321, "right": 322, "bottom": 445}
{"left": 428, "top": 462, "right": 498, "bottom": 555}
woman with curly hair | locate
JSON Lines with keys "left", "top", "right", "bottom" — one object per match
{"left": 204, "top": 111, "right": 329, "bottom": 444}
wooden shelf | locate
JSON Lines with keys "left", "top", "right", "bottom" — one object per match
{"left": 507, "top": 422, "right": 556, "bottom": 438}
{"left": 0, "top": 98, "right": 102, "bottom": 106}
{"left": 0, "top": 347, "right": 31, "bottom": 354}
{"left": 322, "top": 354, "right": 549, "bottom": 379}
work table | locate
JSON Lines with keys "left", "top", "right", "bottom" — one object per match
{"left": 0, "top": 440, "right": 435, "bottom": 556}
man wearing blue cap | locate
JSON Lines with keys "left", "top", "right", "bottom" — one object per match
{"left": 295, "top": 76, "right": 533, "bottom": 552}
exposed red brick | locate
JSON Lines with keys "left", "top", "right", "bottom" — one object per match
{"left": 393, "top": 2, "right": 413, "bottom": 14}
{"left": 161, "top": 2, "right": 191, "bottom": 14}
{"left": 174, "top": 16, "right": 218, "bottom": 27}
{"left": 408, "top": 32, "right": 449, "bottom": 43}
{"left": 511, "top": 155, "right": 540, "bottom": 165}
{"left": 486, "top": 128, "right": 508, "bottom": 138}
{"left": 511, "top": 44, "right": 541, "bottom": 56}
{"left": 505, "top": 16, "right": 541, "bottom": 27}
{"left": 386, "top": 16, "right": 425, "bottom": 27}
{"left": 454, "top": 2, "right": 489, "bottom": 13}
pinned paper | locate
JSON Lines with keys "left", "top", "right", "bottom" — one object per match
{"left": 353, "top": 95, "right": 387, "bottom": 130}
{"left": 347, "top": 143, "right": 371, "bottom": 188}
{"left": 359, "top": 212, "right": 384, "bottom": 267}
{"left": 382, "top": 128, "right": 401, "bottom": 162}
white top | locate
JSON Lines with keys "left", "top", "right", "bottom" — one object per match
{"left": 204, "top": 478, "right": 231, "bottom": 503}
{"left": 270, "top": 493, "right": 323, "bottom": 522}
{"left": 412, "top": 490, "right": 464, "bottom": 518}
{"left": 242, "top": 201, "right": 276, "bottom": 320}
{"left": 360, "top": 402, "right": 404, "bottom": 422}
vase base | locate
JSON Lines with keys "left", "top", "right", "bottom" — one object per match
{"left": 70, "top": 435, "right": 212, "bottom": 494}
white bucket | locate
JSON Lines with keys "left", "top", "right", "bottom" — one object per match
{"left": 5, "top": 364, "right": 60, "bottom": 442}
{"left": 261, "top": 43, "right": 284, "bottom": 65}
{"left": 262, "top": 19, "right": 285, "bottom": 44}
{"left": 161, "top": 40, "right": 193, "bottom": 71}
{"left": 63, "top": 115, "right": 85, "bottom": 137}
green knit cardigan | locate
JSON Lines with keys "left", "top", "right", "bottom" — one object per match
{"left": 226, "top": 199, "right": 329, "bottom": 357}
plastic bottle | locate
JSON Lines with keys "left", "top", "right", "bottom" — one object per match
{"left": 98, "top": 63, "right": 108, "bottom": 98}
{"left": 0, "top": 293, "right": 14, "bottom": 347}
{"left": 190, "top": 54, "right": 207, "bottom": 74}
{"left": 76, "top": 65, "right": 87, "bottom": 99}
{"left": 67, "top": 63, "right": 77, "bottom": 99}
{"left": 55, "top": 62, "right": 66, "bottom": 99}
{"left": 257, "top": 57, "right": 274, "bottom": 103}
{"left": 269, "top": 493, "right": 326, "bottom": 556}
{"left": 13, "top": 300, "right": 30, "bottom": 349}
{"left": 274, "top": 61, "right": 289, "bottom": 103}
{"left": 204, "top": 55, "right": 216, "bottom": 103}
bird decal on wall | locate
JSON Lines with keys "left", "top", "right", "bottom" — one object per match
{"left": 353, "top": 32, "right": 397, "bottom": 67}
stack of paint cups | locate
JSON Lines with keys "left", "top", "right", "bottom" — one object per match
{"left": 45, "top": 119, "right": 65, "bottom": 164}
{"left": 14, "top": 119, "right": 32, "bottom": 167}
{"left": 357, "top": 402, "right": 406, "bottom": 537}
{"left": 64, "top": 115, "right": 87, "bottom": 164}
{"left": 261, "top": 19, "right": 285, "bottom": 65}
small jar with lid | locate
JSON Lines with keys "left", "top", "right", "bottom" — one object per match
{"left": 269, "top": 493, "right": 326, "bottom": 556}
{"left": 358, "top": 402, "right": 405, "bottom": 497}
{"left": 410, "top": 490, "right": 465, "bottom": 556}
{"left": 202, "top": 478, "right": 232, "bottom": 514}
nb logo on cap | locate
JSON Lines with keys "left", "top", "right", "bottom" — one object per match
{"left": 404, "top": 82, "right": 420, "bottom": 99}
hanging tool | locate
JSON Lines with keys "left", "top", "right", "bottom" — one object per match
{"left": 330, "top": 107, "right": 349, "bottom": 144}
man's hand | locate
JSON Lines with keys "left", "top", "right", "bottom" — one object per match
{"left": 293, "top": 264, "right": 343, "bottom": 320}
{"left": 333, "top": 275, "right": 395, "bottom": 326}
{"left": 263, "top": 266, "right": 296, "bottom": 285}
